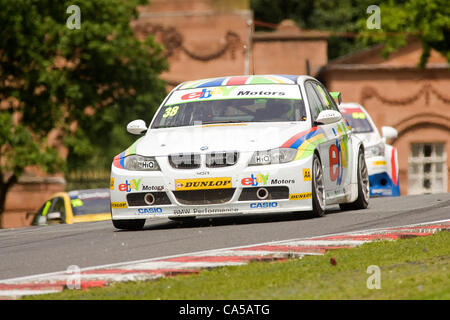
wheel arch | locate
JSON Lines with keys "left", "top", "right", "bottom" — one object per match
{"left": 346, "top": 136, "right": 365, "bottom": 202}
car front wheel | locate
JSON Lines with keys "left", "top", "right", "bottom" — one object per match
{"left": 311, "top": 153, "right": 326, "bottom": 217}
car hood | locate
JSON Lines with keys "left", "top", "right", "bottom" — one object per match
{"left": 135, "top": 122, "right": 311, "bottom": 156}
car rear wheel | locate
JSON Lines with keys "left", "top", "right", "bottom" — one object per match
{"left": 311, "top": 153, "right": 326, "bottom": 217}
{"left": 339, "top": 148, "right": 369, "bottom": 211}
{"left": 112, "top": 219, "right": 146, "bottom": 230}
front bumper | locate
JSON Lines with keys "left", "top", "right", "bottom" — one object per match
{"left": 110, "top": 153, "right": 314, "bottom": 220}
{"left": 369, "top": 172, "right": 400, "bottom": 197}
{"left": 366, "top": 156, "right": 400, "bottom": 197}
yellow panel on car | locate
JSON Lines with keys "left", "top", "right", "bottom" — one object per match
{"left": 289, "top": 192, "right": 312, "bottom": 200}
{"left": 175, "top": 177, "right": 232, "bottom": 191}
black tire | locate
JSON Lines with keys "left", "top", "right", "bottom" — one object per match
{"left": 311, "top": 153, "right": 326, "bottom": 217}
{"left": 339, "top": 148, "right": 369, "bottom": 211}
{"left": 112, "top": 219, "right": 146, "bottom": 230}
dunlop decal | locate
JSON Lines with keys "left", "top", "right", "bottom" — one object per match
{"left": 175, "top": 177, "right": 232, "bottom": 191}
{"left": 111, "top": 201, "right": 127, "bottom": 209}
{"left": 110, "top": 177, "right": 115, "bottom": 190}
{"left": 289, "top": 192, "right": 312, "bottom": 200}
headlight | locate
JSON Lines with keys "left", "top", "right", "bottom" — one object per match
{"left": 124, "top": 155, "right": 160, "bottom": 171}
{"left": 248, "top": 148, "right": 297, "bottom": 166}
{"left": 365, "top": 142, "right": 385, "bottom": 158}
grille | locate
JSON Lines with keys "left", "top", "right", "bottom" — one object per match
{"left": 173, "top": 189, "right": 235, "bottom": 205}
{"left": 169, "top": 153, "right": 201, "bottom": 169}
{"left": 126, "top": 192, "right": 172, "bottom": 206}
{"left": 206, "top": 151, "right": 239, "bottom": 168}
{"left": 238, "top": 186, "right": 290, "bottom": 201}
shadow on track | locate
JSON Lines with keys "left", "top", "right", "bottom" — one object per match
{"left": 113, "top": 206, "right": 342, "bottom": 232}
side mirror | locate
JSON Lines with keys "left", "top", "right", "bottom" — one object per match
{"left": 315, "top": 110, "right": 342, "bottom": 125}
{"left": 127, "top": 119, "right": 148, "bottom": 135}
{"left": 329, "top": 92, "right": 342, "bottom": 105}
{"left": 47, "top": 211, "right": 62, "bottom": 221}
{"left": 381, "top": 126, "right": 398, "bottom": 139}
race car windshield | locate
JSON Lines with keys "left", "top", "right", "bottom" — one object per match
{"left": 341, "top": 112, "right": 374, "bottom": 133}
{"left": 152, "top": 98, "right": 307, "bottom": 129}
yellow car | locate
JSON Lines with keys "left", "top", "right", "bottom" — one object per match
{"left": 32, "top": 189, "right": 111, "bottom": 225}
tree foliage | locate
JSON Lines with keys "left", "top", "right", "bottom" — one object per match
{"left": 251, "top": 0, "right": 449, "bottom": 65}
{"left": 251, "top": 0, "right": 378, "bottom": 59}
{"left": 0, "top": 0, "right": 168, "bottom": 219}
{"left": 356, "top": 0, "right": 450, "bottom": 67}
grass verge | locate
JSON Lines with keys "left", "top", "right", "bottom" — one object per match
{"left": 24, "top": 231, "right": 450, "bottom": 300}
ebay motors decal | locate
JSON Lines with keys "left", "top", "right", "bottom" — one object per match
{"left": 118, "top": 179, "right": 141, "bottom": 192}
{"left": 165, "top": 84, "right": 302, "bottom": 105}
{"left": 181, "top": 86, "right": 238, "bottom": 100}
{"left": 241, "top": 173, "right": 269, "bottom": 186}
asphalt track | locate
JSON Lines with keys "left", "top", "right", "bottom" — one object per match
{"left": 0, "top": 193, "right": 449, "bottom": 281}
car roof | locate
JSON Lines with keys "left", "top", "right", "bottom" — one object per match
{"left": 176, "top": 74, "right": 316, "bottom": 90}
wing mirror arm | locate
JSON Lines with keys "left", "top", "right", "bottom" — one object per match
{"left": 313, "top": 120, "right": 324, "bottom": 126}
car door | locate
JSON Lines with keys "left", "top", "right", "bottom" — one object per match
{"left": 314, "top": 81, "right": 352, "bottom": 193}
{"left": 305, "top": 81, "right": 351, "bottom": 196}
{"left": 304, "top": 81, "right": 335, "bottom": 193}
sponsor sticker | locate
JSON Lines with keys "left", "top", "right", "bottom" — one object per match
{"left": 303, "top": 169, "right": 311, "bottom": 181}
{"left": 250, "top": 202, "right": 278, "bottom": 208}
{"left": 166, "top": 84, "right": 302, "bottom": 105}
{"left": 174, "top": 207, "right": 239, "bottom": 215}
{"left": 118, "top": 179, "right": 141, "bottom": 192}
{"left": 71, "top": 199, "right": 83, "bottom": 208}
{"left": 352, "top": 112, "right": 366, "bottom": 119}
{"left": 110, "top": 177, "right": 114, "bottom": 190}
{"left": 270, "top": 178, "right": 295, "bottom": 184}
{"left": 181, "top": 86, "right": 238, "bottom": 100}
{"left": 289, "top": 192, "right": 312, "bottom": 200}
{"left": 142, "top": 185, "right": 164, "bottom": 191}
{"left": 373, "top": 160, "right": 387, "bottom": 166}
{"left": 137, "top": 208, "right": 162, "bottom": 214}
{"left": 175, "top": 177, "right": 232, "bottom": 191}
{"left": 241, "top": 173, "right": 269, "bottom": 186}
{"left": 111, "top": 202, "right": 127, "bottom": 209}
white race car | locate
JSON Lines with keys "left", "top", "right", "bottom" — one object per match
{"left": 110, "top": 75, "right": 369, "bottom": 230}
{"left": 338, "top": 103, "right": 400, "bottom": 197}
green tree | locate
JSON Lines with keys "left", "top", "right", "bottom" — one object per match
{"left": 357, "top": 0, "right": 450, "bottom": 67}
{"left": 0, "top": 0, "right": 168, "bottom": 226}
{"left": 251, "top": 0, "right": 381, "bottom": 60}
